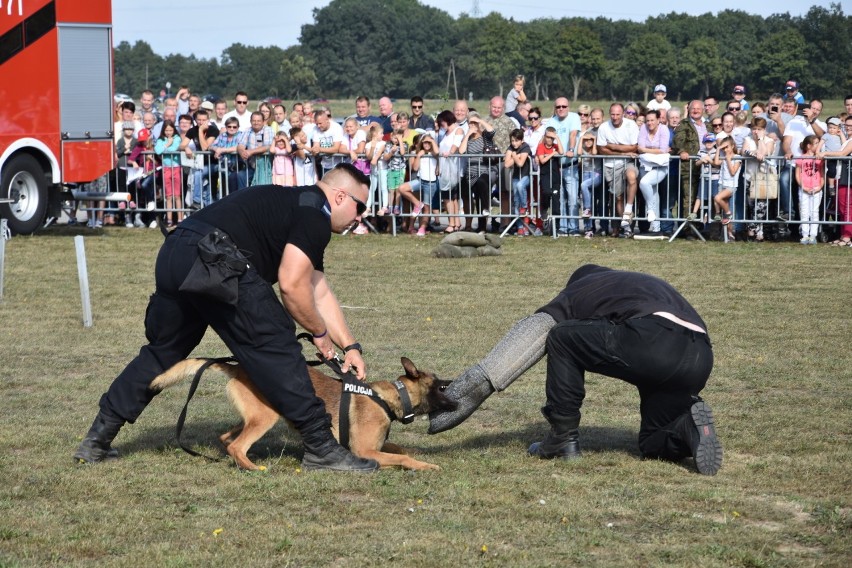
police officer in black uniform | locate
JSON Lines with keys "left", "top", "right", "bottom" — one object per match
{"left": 430, "top": 264, "right": 723, "bottom": 475}
{"left": 75, "top": 163, "right": 379, "bottom": 472}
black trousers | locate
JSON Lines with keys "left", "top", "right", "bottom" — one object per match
{"left": 98, "top": 222, "right": 326, "bottom": 431}
{"left": 544, "top": 315, "right": 713, "bottom": 460}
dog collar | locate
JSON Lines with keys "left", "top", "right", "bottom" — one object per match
{"left": 393, "top": 380, "right": 415, "bottom": 424}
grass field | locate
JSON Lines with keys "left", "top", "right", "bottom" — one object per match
{"left": 0, "top": 228, "right": 850, "bottom": 567}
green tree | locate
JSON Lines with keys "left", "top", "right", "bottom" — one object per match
{"left": 614, "top": 32, "right": 677, "bottom": 102}
{"left": 299, "top": 0, "right": 455, "bottom": 98}
{"left": 279, "top": 51, "right": 318, "bottom": 100}
{"left": 454, "top": 13, "right": 524, "bottom": 98}
{"left": 752, "top": 30, "right": 809, "bottom": 96}
{"left": 795, "top": 3, "right": 852, "bottom": 97}
{"left": 680, "top": 37, "right": 731, "bottom": 99}
{"left": 113, "top": 41, "right": 163, "bottom": 97}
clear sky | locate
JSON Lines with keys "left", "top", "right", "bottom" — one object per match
{"left": 113, "top": 0, "right": 841, "bottom": 61}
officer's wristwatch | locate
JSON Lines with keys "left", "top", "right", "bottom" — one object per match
{"left": 343, "top": 343, "right": 363, "bottom": 354}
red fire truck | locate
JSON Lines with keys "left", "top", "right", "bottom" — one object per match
{"left": 0, "top": 0, "right": 115, "bottom": 234}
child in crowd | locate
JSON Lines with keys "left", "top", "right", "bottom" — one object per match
{"left": 154, "top": 119, "right": 182, "bottom": 227}
{"left": 712, "top": 137, "right": 741, "bottom": 240}
{"left": 341, "top": 117, "right": 367, "bottom": 173}
{"left": 689, "top": 133, "right": 719, "bottom": 222}
{"left": 731, "top": 111, "right": 751, "bottom": 152}
{"left": 795, "top": 135, "right": 824, "bottom": 245}
{"left": 290, "top": 127, "right": 316, "bottom": 185}
{"left": 127, "top": 128, "right": 158, "bottom": 227}
{"left": 646, "top": 85, "right": 671, "bottom": 112}
{"left": 271, "top": 131, "right": 294, "bottom": 186}
{"left": 536, "top": 126, "right": 564, "bottom": 229}
{"left": 407, "top": 133, "right": 440, "bottom": 236}
{"left": 503, "top": 128, "right": 532, "bottom": 235}
{"left": 380, "top": 128, "right": 408, "bottom": 216}
{"left": 820, "top": 117, "right": 845, "bottom": 197}
{"left": 364, "top": 124, "right": 387, "bottom": 222}
{"left": 578, "top": 130, "right": 600, "bottom": 238}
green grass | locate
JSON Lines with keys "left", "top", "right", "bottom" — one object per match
{"left": 0, "top": 228, "right": 850, "bottom": 566}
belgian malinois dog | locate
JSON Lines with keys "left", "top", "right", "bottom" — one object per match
{"left": 150, "top": 357, "right": 456, "bottom": 471}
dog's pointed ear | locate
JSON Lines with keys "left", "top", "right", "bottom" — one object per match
{"left": 401, "top": 357, "right": 419, "bottom": 380}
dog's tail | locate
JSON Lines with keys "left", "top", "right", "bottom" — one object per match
{"left": 149, "top": 359, "right": 240, "bottom": 392}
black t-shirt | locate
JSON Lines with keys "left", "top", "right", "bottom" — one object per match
{"left": 193, "top": 185, "right": 331, "bottom": 283}
{"left": 511, "top": 142, "right": 532, "bottom": 179}
{"left": 536, "top": 265, "right": 707, "bottom": 330}
{"left": 185, "top": 123, "right": 220, "bottom": 150}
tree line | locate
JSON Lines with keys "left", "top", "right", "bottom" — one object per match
{"left": 114, "top": 1, "right": 851, "bottom": 104}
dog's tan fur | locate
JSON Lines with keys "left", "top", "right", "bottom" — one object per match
{"left": 150, "top": 357, "right": 456, "bottom": 471}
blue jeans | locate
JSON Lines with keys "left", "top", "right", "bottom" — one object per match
{"left": 512, "top": 175, "right": 530, "bottom": 214}
{"left": 580, "top": 170, "right": 601, "bottom": 214}
{"left": 191, "top": 162, "right": 219, "bottom": 206}
{"left": 560, "top": 163, "right": 579, "bottom": 233}
{"left": 778, "top": 164, "right": 796, "bottom": 219}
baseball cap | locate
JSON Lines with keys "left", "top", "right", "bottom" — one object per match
{"left": 654, "top": 84, "right": 667, "bottom": 93}
{"left": 703, "top": 133, "right": 716, "bottom": 143}
{"left": 786, "top": 80, "right": 799, "bottom": 90}
{"left": 136, "top": 128, "right": 150, "bottom": 142}
{"left": 200, "top": 100, "right": 215, "bottom": 111}
{"left": 733, "top": 85, "right": 746, "bottom": 94}
{"left": 122, "top": 121, "right": 135, "bottom": 130}
{"left": 828, "top": 117, "right": 841, "bottom": 126}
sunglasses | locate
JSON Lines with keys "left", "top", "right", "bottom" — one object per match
{"left": 555, "top": 105, "right": 568, "bottom": 110}
{"left": 625, "top": 111, "right": 637, "bottom": 116}
{"left": 528, "top": 115, "right": 540, "bottom": 120}
{"left": 712, "top": 123, "right": 723, "bottom": 128}
{"left": 411, "top": 105, "right": 423, "bottom": 109}
{"left": 579, "top": 112, "right": 589, "bottom": 117}
{"left": 236, "top": 100, "right": 248, "bottom": 105}
{"left": 338, "top": 189, "right": 367, "bottom": 215}
{"left": 727, "top": 106, "right": 740, "bottom": 111}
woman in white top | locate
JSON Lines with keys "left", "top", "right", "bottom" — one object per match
{"left": 741, "top": 116, "right": 776, "bottom": 241}
{"left": 436, "top": 110, "right": 464, "bottom": 233}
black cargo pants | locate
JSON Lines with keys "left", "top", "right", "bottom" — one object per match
{"left": 98, "top": 220, "right": 326, "bottom": 431}
{"left": 543, "top": 315, "right": 714, "bottom": 460}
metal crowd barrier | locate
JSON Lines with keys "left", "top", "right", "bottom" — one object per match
{"left": 72, "top": 149, "right": 852, "bottom": 240}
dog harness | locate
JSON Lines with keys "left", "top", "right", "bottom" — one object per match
{"left": 302, "top": 337, "right": 416, "bottom": 451}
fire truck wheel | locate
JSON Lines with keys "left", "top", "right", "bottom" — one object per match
{"left": 1, "top": 154, "right": 48, "bottom": 235}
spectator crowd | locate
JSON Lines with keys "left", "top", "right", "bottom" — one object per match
{"left": 92, "top": 78, "right": 852, "bottom": 246}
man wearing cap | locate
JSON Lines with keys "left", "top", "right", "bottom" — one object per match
{"left": 428, "top": 264, "right": 723, "bottom": 476}
{"left": 785, "top": 81, "right": 805, "bottom": 104}
{"left": 731, "top": 86, "right": 750, "bottom": 111}
{"left": 647, "top": 85, "right": 671, "bottom": 112}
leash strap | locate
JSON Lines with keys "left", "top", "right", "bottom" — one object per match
{"left": 176, "top": 356, "right": 237, "bottom": 461}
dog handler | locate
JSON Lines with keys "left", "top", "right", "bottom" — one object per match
{"left": 429, "top": 264, "right": 723, "bottom": 475}
{"left": 75, "top": 163, "right": 379, "bottom": 472}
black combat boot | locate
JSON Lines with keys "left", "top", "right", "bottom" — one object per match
{"left": 73, "top": 412, "right": 124, "bottom": 464}
{"left": 528, "top": 407, "right": 582, "bottom": 460}
{"left": 685, "top": 398, "right": 723, "bottom": 476}
{"left": 300, "top": 414, "right": 379, "bottom": 472}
